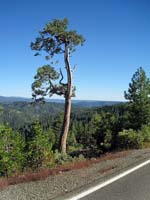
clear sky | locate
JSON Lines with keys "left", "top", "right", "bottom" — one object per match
{"left": 0, "top": 0, "right": 150, "bottom": 101}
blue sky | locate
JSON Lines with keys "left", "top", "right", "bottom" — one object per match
{"left": 0, "top": 0, "right": 150, "bottom": 101}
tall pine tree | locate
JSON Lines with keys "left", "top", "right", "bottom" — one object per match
{"left": 31, "top": 19, "right": 85, "bottom": 153}
{"left": 124, "top": 67, "right": 150, "bottom": 129}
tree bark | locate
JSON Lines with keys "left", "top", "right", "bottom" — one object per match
{"left": 60, "top": 43, "right": 72, "bottom": 153}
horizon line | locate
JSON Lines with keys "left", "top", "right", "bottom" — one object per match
{"left": 0, "top": 95, "right": 126, "bottom": 102}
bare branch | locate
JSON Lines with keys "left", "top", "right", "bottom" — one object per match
{"left": 71, "top": 64, "right": 77, "bottom": 73}
{"left": 48, "top": 75, "right": 55, "bottom": 90}
{"left": 59, "top": 68, "right": 66, "bottom": 85}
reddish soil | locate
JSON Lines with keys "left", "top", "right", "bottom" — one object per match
{"left": 0, "top": 150, "right": 132, "bottom": 190}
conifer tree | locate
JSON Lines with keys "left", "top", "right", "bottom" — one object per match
{"left": 124, "top": 67, "right": 150, "bottom": 129}
{"left": 31, "top": 18, "right": 85, "bottom": 153}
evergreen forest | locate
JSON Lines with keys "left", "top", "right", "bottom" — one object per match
{"left": 1, "top": 67, "right": 150, "bottom": 177}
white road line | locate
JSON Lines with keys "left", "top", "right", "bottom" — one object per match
{"left": 66, "top": 159, "right": 150, "bottom": 200}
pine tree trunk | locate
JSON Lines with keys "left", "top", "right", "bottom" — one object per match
{"left": 60, "top": 96, "right": 71, "bottom": 153}
{"left": 60, "top": 43, "right": 72, "bottom": 153}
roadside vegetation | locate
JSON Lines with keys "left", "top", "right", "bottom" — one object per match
{"left": 0, "top": 66, "right": 150, "bottom": 179}
{"left": 0, "top": 19, "right": 150, "bottom": 182}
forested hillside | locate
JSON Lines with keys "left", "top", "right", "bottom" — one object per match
{"left": 1, "top": 77, "right": 150, "bottom": 177}
{"left": 0, "top": 102, "right": 65, "bottom": 129}
{"left": 1, "top": 67, "right": 150, "bottom": 177}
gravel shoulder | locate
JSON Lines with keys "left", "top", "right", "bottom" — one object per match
{"left": 0, "top": 148, "right": 150, "bottom": 200}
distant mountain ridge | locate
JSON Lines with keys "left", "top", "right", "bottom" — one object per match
{"left": 0, "top": 96, "right": 31, "bottom": 103}
{"left": 0, "top": 96, "right": 122, "bottom": 107}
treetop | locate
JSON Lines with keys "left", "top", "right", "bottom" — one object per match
{"left": 31, "top": 18, "right": 85, "bottom": 57}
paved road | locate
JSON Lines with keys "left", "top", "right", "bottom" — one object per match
{"left": 80, "top": 163, "right": 150, "bottom": 200}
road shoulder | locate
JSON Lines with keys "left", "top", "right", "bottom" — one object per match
{"left": 0, "top": 148, "right": 150, "bottom": 200}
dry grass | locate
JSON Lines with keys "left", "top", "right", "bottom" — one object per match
{"left": 0, "top": 150, "right": 132, "bottom": 190}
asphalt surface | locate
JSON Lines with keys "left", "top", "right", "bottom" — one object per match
{"left": 80, "top": 163, "right": 150, "bottom": 200}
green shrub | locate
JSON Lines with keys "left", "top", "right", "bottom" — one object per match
{"left": 99, "top": 130, "right": 112, "bottom": 151}
{"left": 67, "top": 130, "right": 77, "bottom": 148}
{"left": 76, "top": 154, "right": 85, "bottom": 161}
{"left": 53, "top": 150, "right": 73, "bottom": 165}
{"left": 27, "top": 122, "right": 55, "bottom": 169}
{"left": 140, "top": 125, "right": 150, "bottom": 142}
{"left": 0, "top": 125, "right": 25, "bottom": 176}
{"left": 53, "top": 150, "right": 85, "bottom": 165}
{"left": 117, "top": 129, "right": 144, "bottom": 149}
